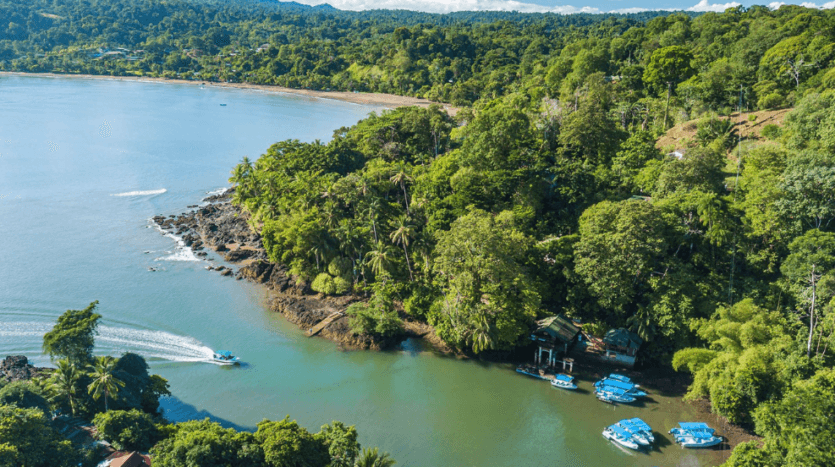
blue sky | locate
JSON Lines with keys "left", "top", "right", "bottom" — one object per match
{"left": 294, "top": 0, "right": 835, "bottom": 14}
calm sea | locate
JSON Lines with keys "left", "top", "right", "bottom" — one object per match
{"left": 0, "top": 75, "right": 722, "bottom": 466}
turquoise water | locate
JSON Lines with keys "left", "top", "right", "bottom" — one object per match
{"left": 0, "top": 75, "right": 724, "bottom": 466}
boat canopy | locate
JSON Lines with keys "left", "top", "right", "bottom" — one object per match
{"left": 555, "top": 374, "right": 573, "bottom": 382}
{"left": 599, "top": 379, "right": 634, "bottom": 391}
{"left": 215, "top": 350, "right": 233, "bottom": 357}
{"left": 626, "top": 418, "right": 651, "bottom": 432}
{"left": 688, "top": 430, "right": 717, "bottom": 440}
{"left": 679, "top": 422, "right": 713, "bottom": 432}
{"left": 609, "top": 374, "right": 632, "bottom": 383}
{"left": 599, "top": 386, "right": 630, "bottom": 396}
{"left": 609, "top": 424, "right": 632, "bottom": 439}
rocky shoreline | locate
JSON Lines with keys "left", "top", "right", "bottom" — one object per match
{"left": 153, "top": 189, "right": 432, "bottom": 351}
{"left": 1, "top": 355, "right": 49, "bottom": 383}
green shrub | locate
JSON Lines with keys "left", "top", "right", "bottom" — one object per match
{"left": 328, "top": 257, "right": 352, "bottom": 278}
{"left": 760, "top": 124, "right": 782, "bottom": 140}
{"left": 93, "top": 409, "right": 161, "bottom": 451}
{"left": 332, "top": 276, "right": 352, "bottom": 294}
{"left": 311, "top": 273, "right": 337, "bottom": 295}
{"left": 759, "top": 92, "right": 785, "bottom": 110}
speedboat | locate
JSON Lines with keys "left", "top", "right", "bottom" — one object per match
{"left": 550, "top": 373, "right": 578, "bottom": 390}
{"left": 670, "top": 422, "right": 722, "bottom": 448}
{"left": 595, "top": 387, "right": 637, "bottom": 404}
{"left": 603, "top": 424, "right": 640, "bottom": 450}
{"left": 617, "top": 418, "right": 654, "bottom": 446}
{"left": 212, "top": 350, "right": 240, "bottom": 365}
{"left": 594, "top": 378, "right": 648, "bottom": 397}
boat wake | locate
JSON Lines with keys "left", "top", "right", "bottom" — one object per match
{"left": 112, "top": 188, "right": 167, "bottom": 197}
{"left": 0, "top": 322, "right": 215, "bottom": 363}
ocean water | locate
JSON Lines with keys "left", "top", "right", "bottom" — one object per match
{"left": 0, "top": 75, "right": 724, "bottom": 466}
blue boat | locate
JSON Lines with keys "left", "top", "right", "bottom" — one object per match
{"left": 594, "top": 378, "right": 648, "bottom": 397}
{"left": 550, "top": 373, "right": 578, "bottom": 390}
{"left": 515, "top": 365, "right": 551, "bottom": 381}
{"left": 618, "top": 418, "right": 655, "bottom": 445}
{"left": 603, "top": 423, "right": 640, "bottom": 450}
{"left": 608, "top": 373, "right": 632, "bottom": 383}
{"left": 212, "top": 350, "right": 240, "bottom": 365}
{"left": 670, "top": 422, "right": 722, "bottom": 448}
{"left": 595, "top": 387, "right": 637, "bottom": 404}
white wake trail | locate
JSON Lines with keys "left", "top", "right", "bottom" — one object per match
{"left": 0, "top": 322, "right": 215, "bottom": 363}
{"left": 112, "top": 188, "right": 167, "bottom": 197}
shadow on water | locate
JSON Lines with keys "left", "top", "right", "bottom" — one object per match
{"left": 160, "top": 396, "right": 255, "bottom": 432}
{"left": 653, "top": 431, "right": 674, "bottom": 452}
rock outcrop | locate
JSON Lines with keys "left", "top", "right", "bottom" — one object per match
{"left": 0, "top": 356, "right": 48, "bottom": 383}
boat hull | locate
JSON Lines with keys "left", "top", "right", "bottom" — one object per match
{"left": 677, "top": 437, "right": 723, "bottom": 448}
{"left": 602, "top": 430, "right": 640, "bottom": 450}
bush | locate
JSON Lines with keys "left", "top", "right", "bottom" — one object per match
{"left": 759, "top": 92, "right": 785, "bottom": 110}
{"left": 332, "top": 276, "right": 352, "bottom": 294}
{"left": 0, "top": 381, "right": 50, "bottom": 414}
{"left": 327, "top": 257, "right": 352, "bottom": 278}
{"left": 760, "top": 124, "right": 782, "bottom": 140}
{"left": 311, "top": 273, "right": 337, "bottom": 295}
{"left": 93, "top": 409, "right": 161, "bottom": 451}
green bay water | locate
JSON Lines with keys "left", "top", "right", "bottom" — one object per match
{"left": 0, "top": 75, "right": 723, "bottom": 466}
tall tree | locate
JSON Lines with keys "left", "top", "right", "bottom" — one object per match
{"left": 42, "top": 301, "right": 101, "bottom": 365}
{"left": 87, "top": 356, "right": 125, "bottom": 412}
{"left": 389, "top": 216, "right": 416, "bottom": 281}
{"left": 48, "top": 360, "right": 80, "bottom": 417}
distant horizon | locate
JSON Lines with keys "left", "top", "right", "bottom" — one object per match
{"left": 287, "top": 0, "right": 835, "bottom": 15}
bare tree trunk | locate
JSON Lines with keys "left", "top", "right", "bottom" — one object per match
{"left": 808, "top": 264, "right": 817, "bottom": 358}
{"left": 663, "top": 81, "right": 672, "bottom": 129}
{"left": 402, "top": 244, "right": 413, "bottom": 281}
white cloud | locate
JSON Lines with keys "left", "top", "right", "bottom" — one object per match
{"left": 686, "top": 0, "right": 741, "bottom": 12}
{"left": 768, "top": 1, "right": 835, "bottom": 8}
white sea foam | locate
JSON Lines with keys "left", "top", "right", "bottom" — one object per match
{"left": 205, "top": 187, "right": 230, "bottom": 197}
{"left": 112, "top": 188, "right": 167, "bottom": 197}
{"left": 0, "top": 321, "right": 215, "bottom": 363}
{"left": 150, "top": 219, "right": 200, "bottom": 262}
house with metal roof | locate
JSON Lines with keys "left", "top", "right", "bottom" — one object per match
{"left": 601, "top": 328, "right": 643, "bottom": 367}
{"left": 530, "top": 315, "right": 580, "bottom": 368}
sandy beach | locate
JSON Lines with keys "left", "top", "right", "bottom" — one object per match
{"left": 0, "top": 71, "right": 458, "bottom": 114}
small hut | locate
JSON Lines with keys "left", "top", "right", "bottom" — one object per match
{"left": 602, "top": 328, "right": 642, "bottom": 367}
{"left": 530, "top": 316, "right": 580, "bottom": 368}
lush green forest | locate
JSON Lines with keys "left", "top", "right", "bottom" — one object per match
{"left": 4, "top": 1, "right": 835, "bottom": 465}
{"left": 0, "top": 303, "right": 393, "bottom": 467}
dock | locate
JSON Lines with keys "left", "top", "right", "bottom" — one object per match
{"left": 306, "top": 312, "right": 344, "bottom": 337}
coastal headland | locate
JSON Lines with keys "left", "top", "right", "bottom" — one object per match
{"left": 152, "top": 189, "right": 445, "bottom": 352}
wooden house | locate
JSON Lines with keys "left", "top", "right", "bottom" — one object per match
{"left": 530, "top": 315, "right": 580, "bottom": 368}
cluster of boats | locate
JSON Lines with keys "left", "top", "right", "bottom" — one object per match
{"left": 669, "top": 422, "right": 724, "bottom": 448}
{"left": 593, "top": 373, "right": 647, "bottom": 404}
{"left": 602, "top": 418, "right": 655, "bottom": 450}
{"left": 603, "top": 419, "right": 722, "bottom": 450}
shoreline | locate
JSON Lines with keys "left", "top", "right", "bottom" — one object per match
{"left": 0, "top": 71, "right": 458, "bottom": 113}
{"left": 158, "top": 191, "right": 756, "bottom": 455}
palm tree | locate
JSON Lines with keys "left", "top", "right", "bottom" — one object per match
{"left": 389, "top": 164, "right": 413, "bottom": 215}
{"left": 354, "top": 447, "right": 396, "bottom": 467}
{"left": 469, "top": 313, "right": 494, "bottom": 354}
{"left": 366, "top": 243, "right": 393, "bottom": 278}
{"left": 366, "top": 200, "right": 381, "bottom": 244}
{"left": 50, "top": 359, "right": 81, "bottom": 416}
{"left": 87, "top": 356, "right": 125, "bottom": 412}
{"left": 389, "top": 216, "right": 415, "bottom": 281}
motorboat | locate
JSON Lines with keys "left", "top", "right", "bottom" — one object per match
{"left": 603, "top": 424, "right": 640, "bottom": 450}
{"left": 212, "top": 350, "right": 240, "bottom": 365}
{"left": 550, "top": 373, "right": 578, "bottom": 390}
{"left": 595, "top": 387, "right": 637, "bottom": 404}
{"left": 594, "top": 378, "right": 648, "bottom": 397}
{"left": 607, "top": 373, "right": 634, "bottom": 384}
{"left": 670, "top": 422, "right": 722, "bottom": 448}
{"left": 617, "top": 418, "right": 654, "bottom": 446}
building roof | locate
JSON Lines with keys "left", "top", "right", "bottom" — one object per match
{"left": 603, "top": 328, "right": 643, "bottom": 349}
{"left": 108, "top": 452, "right": 150, "bottom": 467}
{"left": 533, "top": 316, "right": 580, "bottom": 344}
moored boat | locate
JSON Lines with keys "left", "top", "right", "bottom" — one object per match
{"left": 603, "top": 424, "right": 640, "bottom": 450}
{"left": 669, "top": 422, "right": 722, "bottom": 448}
{"left": 595, "top": 387, "right": 637, "bottom": 404}
{"left": 594, "top": 377, "right": 648, "bottom": 397}
{"left": 550, "top": 373, "right": 578, "bottom": 390}
{"left": 617, "top": 418, "right": 654, "bottom": 446}
{"left": 212, "top": 350, "right": 240, "bottom": 365}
